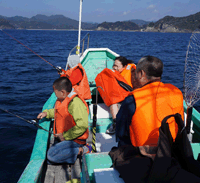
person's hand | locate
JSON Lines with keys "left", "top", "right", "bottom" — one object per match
{"left": 59, "top": 71, "right": 65, "bottom": 75}
{"left": 37, "top": 112, "right": 47, "bottom": 119}
{"left": 56, "top": 66, "right": 67, "bottom": 75}
{"left": 56, "top": 66, "right": 63, "bottom": 74}
{"left": 55, "top": 133, "right": 65, "bottom": 141}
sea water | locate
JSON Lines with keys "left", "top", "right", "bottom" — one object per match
{"left": 0, "top": 30, "right": 193, "bottom": 182}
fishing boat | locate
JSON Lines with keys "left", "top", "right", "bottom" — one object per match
{"left": 17, "top": 1, "right": 200, "bottom": 183}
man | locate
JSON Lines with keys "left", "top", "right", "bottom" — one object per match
{"left": 116, "top": 55, "right": 184, "bottom": 147}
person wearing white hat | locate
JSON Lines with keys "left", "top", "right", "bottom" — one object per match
{"left": 60, "top": 55, "right": 91, "bottom": 100}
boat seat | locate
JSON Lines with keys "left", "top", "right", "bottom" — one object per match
{"left": 81, "top": 152, "right": 120, "bottom": 183}
{"left": 89, "top": 103, "right": 111, "bottom": 119}
{"left": 94, "top": 168, "right": 124, "bottom": 183}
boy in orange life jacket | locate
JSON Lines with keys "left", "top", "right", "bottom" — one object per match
{"left": 116, "top": 56, "right": 184, "bottom": 147}
{"left": 106, "top": 56, "right": 137, "bottom": 135}
{"left": 59, "top": 55, "right": 91, "bottom": 100}
{"left": 37, "top": 77, "right": 89, "bottom": 164}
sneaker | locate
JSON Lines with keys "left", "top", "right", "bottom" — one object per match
{"left": 106, "top": 122, "right": 116, "bottom": 135}
{"left": 78, "top": 144, "right": 92, "bottom": 156}
{"left": 83, "top": 144, "right": 92, "bottom": 154}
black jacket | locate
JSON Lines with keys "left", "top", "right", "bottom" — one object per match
{"left": 109, "top": 113, "right": 200, "bottom": 183}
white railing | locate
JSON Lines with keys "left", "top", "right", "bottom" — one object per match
{"left": 68, "top": 33, "right": 90, "bottom": 57}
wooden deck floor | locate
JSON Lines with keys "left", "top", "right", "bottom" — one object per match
{"left": 43, "top": 131, "right": 93, "bottom": 183}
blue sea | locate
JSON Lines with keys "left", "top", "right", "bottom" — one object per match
{"left": 0, "top": 30, "right": 194, "bottom": 182}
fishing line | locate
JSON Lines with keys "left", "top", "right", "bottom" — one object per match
{"left": 0, "top": 108, "right": 54, "bottom": 135}
{"left": 1, "top": 29, "right": 62, "bottom": 73}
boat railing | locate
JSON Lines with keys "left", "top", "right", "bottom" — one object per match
{"left": 68, "top": 33, "right": 90, "bottom": 57}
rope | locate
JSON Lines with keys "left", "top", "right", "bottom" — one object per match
{"left": 92, "top": 88, "right": 98, "bottom": 153}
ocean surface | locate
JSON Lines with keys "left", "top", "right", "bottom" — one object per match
{"left": 0, "top": 30, "right": 195, "bottom": 182}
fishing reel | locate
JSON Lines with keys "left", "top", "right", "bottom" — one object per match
{"left": 56, "top": 66, "right": 63, "bottom": 73}
{"left": 30, "top": 119, "right": 39, "bottom": 125}
{"left": 56, "top": 66, "right": 67, "bottom": 76}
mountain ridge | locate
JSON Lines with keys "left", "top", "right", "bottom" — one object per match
{"left": 144, "top": 11, "right": 200, "bottom": 32}
{"left": 0, "top": 12, "right": 200, "bottom": 32}
{"left": 0, "top": 14, "right": 97, "bottom": 30}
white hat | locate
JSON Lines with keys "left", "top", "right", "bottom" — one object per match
{"left": 67, "top": 55, "right": 80, "bottom": 68}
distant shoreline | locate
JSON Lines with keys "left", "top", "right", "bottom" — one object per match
{"left": 1, "top": 28, "right": 192, "bottom": 33}
{"left": 2, "top": 28, "right": 94, "bottom": 31}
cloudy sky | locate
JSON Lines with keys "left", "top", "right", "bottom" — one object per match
{"left": 0, "top": 0, "right": 199, "bottom": 23}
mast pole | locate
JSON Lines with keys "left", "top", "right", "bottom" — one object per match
{"left": 76, "top": 0, "right": 83, "bottom": 56}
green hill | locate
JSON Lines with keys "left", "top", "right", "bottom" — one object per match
{"left": 0, "top": 14, "right": 97, "bottom": 30}
{"left": 146, "top": 12, "right": 200, "bottom": 32}
{"left": 0, "top": 18, "right": 15, "bottom": 29}
{"left": 97, "top": 21, "right": 140, "bottom": 31}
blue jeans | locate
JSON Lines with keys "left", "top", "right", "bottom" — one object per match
{"left": 47, "top": 139, "right": 83, "bottom": 164}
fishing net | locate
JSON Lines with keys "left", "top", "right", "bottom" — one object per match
{"left": 184, "top": 29, "right": 200, "bottom": 107}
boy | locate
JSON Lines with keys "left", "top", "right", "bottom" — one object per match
{"left": 37, "top": 77, "right": 89, "bottom": 164}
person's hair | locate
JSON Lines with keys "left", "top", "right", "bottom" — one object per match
{"left": 115, "top": 56, "right": 134, "bottom": 67}
{"left": 127, "top": 59, "right": 134, "bottom": 64}
{"left": 53, "top": 77, "right": 72, "bottom": 92}
{"left": 136, "top": 56, "right": 163, "bottom": 80}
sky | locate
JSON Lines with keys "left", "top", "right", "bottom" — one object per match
{"left": 0, "top": 0, "right": 199, "bottom": 23}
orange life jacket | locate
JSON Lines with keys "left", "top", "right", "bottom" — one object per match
{"left": 54, "top": 90, "right": 89, "bottom": 144}
{"left": 61, "top": 63, "right": 91, "bottom": 100}
{"left": 95, "top": 68, "right": 131, "bottom": 107}
{"left": 120, "top": 63, "right": 136, "bottom": 87}
{"left": 129, "top": 81, "right": 184, "bottom": 147}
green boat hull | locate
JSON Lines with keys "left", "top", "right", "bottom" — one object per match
{"left": 18, "top": 48, "right": 200, "bottom": 183}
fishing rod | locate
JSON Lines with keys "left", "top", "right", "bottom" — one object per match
{"left": 1, "top": 29, "right": 63, "bottom": 73}
{"left": 0, "top": 108, "right": 54, "bottom": 135}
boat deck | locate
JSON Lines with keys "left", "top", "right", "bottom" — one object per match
{"left": 44, "top": 164, "right": 71, "bottom": 183}
{"left": 43, "top": 128, "right": 118, "bottom": 183}
{"left": 43, "top": 133, "right": 84, "bottom": 183}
